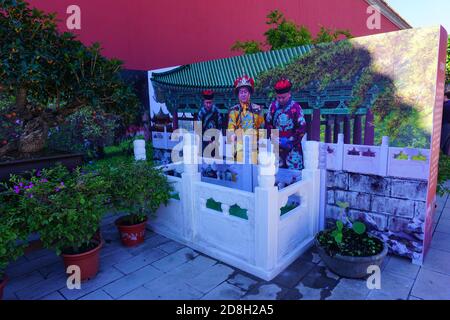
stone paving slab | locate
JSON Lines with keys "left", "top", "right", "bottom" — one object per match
{"left": 411, "top": 268, "right": 450, "bottom": 300}
{"left": 384, "top": 256, "right": 420, "bottom": 280}
{"left": 100, "top": 247, "right": 135, "bottom": 270}
{"left": 422, "top": 248, "right": 450, "bottom": 276}
{"left": 157, "top": 241, "right": 186, "bottom": 254}
{"left": 128, "top": 234, "right": 172, "bottom": 256}
{"left": 201, "top": 282, "right": 244, "bottom": 300}
{"left": 59, "top": 268, "right": 124, "bottom": 300}
{"left": 142, "top": 274, "right": 204, "bottom": 300}
{"left": 15, "top": 273, "right": 67, "bottom": 300}
{"left": 326, "top": 278, "right": 370, "bottom": 300}
{"left": 436, "top": 219, "right": 450, "bottom": 234}
{"left": 440, "top": 208, "right": 450, "bottom": 220}
{"left": 79, "top": 289, "right": 113, "bottom": 300}
{"left": 242, "top": 284, "right": 283, "bottom": 300}
{"left": 152, "top": 247, "right": 199, "bottom": 272}
{"left": 185, "top": 263, "right": 234, "bottom": 293}
{"left": 6, "top": 253, "right": 61, "bottom": 279}
{"left": 40, "top": 291, "right": 66, "bottom": 300}
{"left": 430, "top": 232, "right": 450, "bottom": 253}
{"left": 366, "top": 271, "right": 414, "bottom": 300}
{"left": 227, "top": 273, "right": 258, "bottom": 291}
{"left": 37, "top": 261, "right": 66, "bottom": 279}
{"left": 103, "top": 264, "right": 163, "bottom": 299}
{"left": 113, "top": 248, "right": 167, "bottom": 274}
{"left": 164, "top": 255, "right": 218, "bottom": 282}
{"left": 272, "top": 258, "right": 316, "bottom": 288}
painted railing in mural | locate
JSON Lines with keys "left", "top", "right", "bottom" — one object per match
{"left": 325, "top": 133, "right": 430, "bottom": 180}
{"left": 151, "top": 134, "right": 324, "bottom": 281}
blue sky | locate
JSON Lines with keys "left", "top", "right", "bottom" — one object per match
{"left": 387, "top": 0, "right": 450, "bottom": 33}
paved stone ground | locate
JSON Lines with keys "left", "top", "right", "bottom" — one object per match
{"left": 5, "top": 194, "right": 450, "bottom": 300}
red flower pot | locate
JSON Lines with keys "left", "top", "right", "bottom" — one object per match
{"left": 0, "top": 276, "right": 8, "bottom": 300}
{"left": 115, "top": 216, "right": 148, "bottom": 247}
{"left": 61, "top": 241, "right": 103, "bottom": 282}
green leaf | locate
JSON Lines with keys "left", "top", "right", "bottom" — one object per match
{"left": 334, "top": 233, "right": 343, "bottom": 244}
{"left": 336, "top": 220, "right": 344, "bottom": 231}
{"left": 336, "top": 201, "right": 349, "bottom": 209}
{"left": 352, "top": 222, "right": 366, "bottom": 235}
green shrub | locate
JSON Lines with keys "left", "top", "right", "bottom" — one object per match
{"left": 0, "top": 207, "right": 27, "bottom": 279}
{"left": 4, "top": 165, "right": 110, "bottom": 255}
{"left": 96, "top": 157, "right": 172, "bottom": 225}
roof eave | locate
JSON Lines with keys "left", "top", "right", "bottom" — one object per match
{"left": 365, "top": 0, "right": 412, "bottom": 30}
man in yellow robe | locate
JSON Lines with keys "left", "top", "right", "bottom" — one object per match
{"left": 227, "top": 75, "right": 264, "bottom": 163}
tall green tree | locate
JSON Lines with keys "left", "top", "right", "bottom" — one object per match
{"left": 231, "top": 10, "right": 352, "bottom": 54}
{"left": 0, "top": 0, "right": 139, "bottom": 156}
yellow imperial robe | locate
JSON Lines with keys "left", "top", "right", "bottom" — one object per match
{"left": 227, "top": 102, "right": 265, "bottom": 163}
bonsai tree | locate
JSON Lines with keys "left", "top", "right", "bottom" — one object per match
{"left": 47, "top": 107, "right": 121, "bottom": 159}
{"left": 0, "top": 0, "right": 139, "bottom": 157}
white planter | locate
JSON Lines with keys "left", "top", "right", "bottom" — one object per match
{"left": 133, "top": 140, "right": 146, "bottom": 161}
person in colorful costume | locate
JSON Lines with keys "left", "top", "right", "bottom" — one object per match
{"left": 227, "top": 75, "right": 264, "bottom": 163}
{"left": 198, "top": 90, "right": 222, "bottom": 132}
{"left": 266, "top": 78, "right": 307, "bottom": 170}
{"left": 198, "top": 90, "right": 222, "bottom": 156}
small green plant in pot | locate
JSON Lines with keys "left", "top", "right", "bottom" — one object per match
{"left": 9, "top": 165, "right": 111, "bottom": 281}
{"left": 99, "top": 158, "right": 172, "bottom": 247}
{"left": 315, "top": 201, "right": 388, "bottom": 279}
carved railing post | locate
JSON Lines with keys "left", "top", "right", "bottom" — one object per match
{"left": 302, "top": 141, "right": 322, "bottom": 238}
{"left": 255, "top": 151, "right": 278, "bottom": 270}
{"left": 181, "top": 133, "right": 201, "bottom": 241}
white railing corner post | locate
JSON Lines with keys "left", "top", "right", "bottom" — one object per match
{"left": 255, "top": 151, "right": 279, "bottom": 271}
{"left": 318, "top": 142, "right": 327, "bottom": 231}
{"left": 303, "top": 141, "right": 322, "bottom": 237}
{"left": 181, "top": 133, "right": 201, "bottom": 241}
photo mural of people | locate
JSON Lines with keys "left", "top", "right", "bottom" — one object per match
{"left": 266, "top": 78, "right": 307, "bottom": 170}
{"left": 227, "top": 75, "right": 265, "bottom": 163}
{"left": 198, "top": 89, "right": 222, "bottom": 155}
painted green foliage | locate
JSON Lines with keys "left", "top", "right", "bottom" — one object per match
{"left": 257, "top": 40, "right": 426, "bottom": 144}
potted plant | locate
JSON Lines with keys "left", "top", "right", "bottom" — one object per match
{"left": 133, "top": 134, "right": 146, "bottom": 161}
{"left": 98, "top": 158, "right": 172, "bottom": 247}
{"left": 0, "top": 181, "right": 32, "bottom": 299}
{"left": 9, "top": 165, "right": 110, "bottom": 281}
{"left": 0, "top": 214, "right": 27, "bottom": 300}
{"left": 315, "top": 202, "right": 388, "bottom": 279}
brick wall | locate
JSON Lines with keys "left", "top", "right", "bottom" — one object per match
{"left": 326, "top": 170, "right": 428, "bottom": 262}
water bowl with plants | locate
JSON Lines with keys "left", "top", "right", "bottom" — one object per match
{"left": 315, "top": 201, "right": 388, "bottom": 279}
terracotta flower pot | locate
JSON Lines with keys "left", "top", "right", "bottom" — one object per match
{"left": 61, "top": 241, "right": 103, "bottom": 282}
{"left": 0, "top": 275, "right": 8, "bottom": 300}
{"left": 115, "top": 216, "right": 148, "bottom": 247}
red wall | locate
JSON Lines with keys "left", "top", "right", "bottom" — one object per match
{"left": 27, "top": 0, "right": 401, "bottom": 70}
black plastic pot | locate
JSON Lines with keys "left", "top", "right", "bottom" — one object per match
{"left": 315, "top": 237, "right": 388, "bottom": 279}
